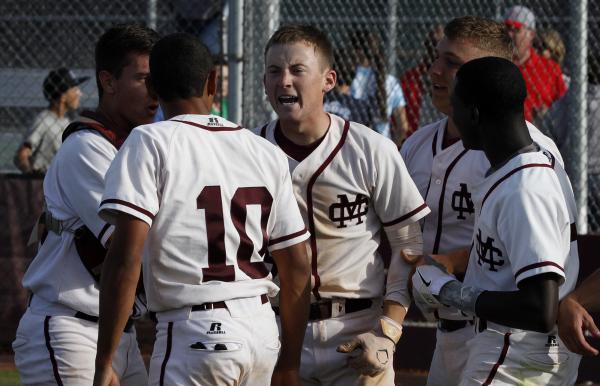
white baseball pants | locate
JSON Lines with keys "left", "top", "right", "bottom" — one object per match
{"left": 149, "top": 295, "right": 279, "bottom": 386}
{"left": 460, "top": 320, "right": 581, "bottom": 386}
{"left": 13, "top": 298, "right": 146, "bottom": 386}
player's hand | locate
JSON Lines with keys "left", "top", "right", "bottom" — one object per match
{"left": 401, "top": 249, "right": 469, "bottom": 275}
{"left": 558, "top": 294, "right": 600, "bottom": 356}
{"left": 336, "top": 331, "right": 395, "bottom": 377}
{"left": 411, "top": 265, "right": 457, "bottom": 314}
{"left": 271, "top": 367, "right": 301, "bottom": 386}
{"left": 93, "top": 365, "right": 119, "bottom": 386}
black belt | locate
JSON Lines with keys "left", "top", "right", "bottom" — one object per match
{"left": 191, "top": 294, "right": 269, "bottom": 312}
{"left": 273, "top": 298, "right": 373, "bottom": 321}
{"left": 438, "top": 318, "right": 470, "bottom": 333}
{"left": 74, "top": 311, "right": 134, "bottom": 333}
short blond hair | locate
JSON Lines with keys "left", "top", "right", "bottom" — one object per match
{"left": 444, "top": 16, "right": 514, "bottom": 60}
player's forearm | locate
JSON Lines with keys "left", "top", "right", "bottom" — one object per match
{"left": 95, "top": 215, "right": 148, "bottom": 368}
{"left": 459, "top": 275, "right": 559, "bottom": 333}
{"left": 384, "top": 222, "right": 422, "bottom": 308}
{"left": 16, "top": 146, "right": 32, "bottom": 173}
{"left": 383, "top": 300, "right": 408, "bottom": 325}
{"left": 277, "top": 279, "right": 310, "bottom": 369}
{"left": 271, "top": 243, "right": 311, "bottom": 370}
{"left": 95, "top": 249, "right": 141, "bottom": 367}
{"left": 569, "top": 268, "right": 600, "bottom": 313}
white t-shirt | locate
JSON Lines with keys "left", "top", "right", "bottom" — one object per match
{"left": 99, "top": 115, "right": 309, "bottom": 312}
{"left": 254, "top": 114, "right": 429, "bottom": 305}
{"left": 24, "top": 109, "right": 70, "bottom": 173}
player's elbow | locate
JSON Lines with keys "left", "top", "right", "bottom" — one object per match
{"left": 271, "top": 242, "right": 311, "bottom": 287}
{"left": 519, "top": 274, "right": 560, "bottom": 333}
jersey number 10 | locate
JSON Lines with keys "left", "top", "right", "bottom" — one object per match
{"left": 197, "top": 185, "right": 272, "bottom": 282}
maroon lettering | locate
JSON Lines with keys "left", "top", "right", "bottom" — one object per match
{"left": 197, "top": 185, "right": 272, "bottom": 282}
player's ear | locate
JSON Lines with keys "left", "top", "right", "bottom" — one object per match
{"left": 323, "top": 68, "right": 336, "bottom": 93}
{"left": 263, "top": 73, "right": 267, "bottom": 95}
{"left": 98, "top": 70, "right": 115, "bottom": 95}
{"left": 206, "top": 69, "right": 217, "bottom": 97}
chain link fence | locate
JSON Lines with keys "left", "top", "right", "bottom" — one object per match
{"left": 0, "top": 0, "right": 598, "bottom": 232}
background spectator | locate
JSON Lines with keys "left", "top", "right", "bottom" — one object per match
{"left": 13, "top": 67, "right": 88, "bottom": 175}
{"left": 538, "top": 28, "right": 570, "bottom": 87}
{"left": 324, "top": 49, "right": 373, "bottom": 126}
{"left": 210, "top": 60, "right": 229, "bottom": 118}
{"left": 350, "top": 31, "right": 408, "bottom": 145}
{"left": 400, "top": 25, "right": 445, "bottom": 137}
{"left": 542, "top": 52, "right": 600, "bottom": 233}
{"left": 504, "top": 5, "right": 566, "bottom": 123}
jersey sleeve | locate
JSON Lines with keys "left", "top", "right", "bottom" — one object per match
{"left": 99, "top": 127, "right": 163, "bottom": 226}
{"left": 267, "top": 152, "right": 309, "bottom": 251}
{"left": 497, "top": 173, "right": 568, "bottom": 285}
{"left": 373, "top": 138, "right": 430, "bottom": 227}
{"left": 58, "top": 133, "right": 116, "bottom": 246}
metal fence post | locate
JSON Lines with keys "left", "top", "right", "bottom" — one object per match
{"left": 228, "top": 0, "right": 244, "bottom": 125}
{"left": 568, "top": 0, "right": 588, "bottom": 233}
{"left": 386, "top": 0, "right": 398, "bottom": 75}
{"left": 147, "top": 0, "right": 157, "bottom": 30}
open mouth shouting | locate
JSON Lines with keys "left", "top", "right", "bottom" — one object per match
{"left": 278, "top": 95, "right": 299, "bottom": 105}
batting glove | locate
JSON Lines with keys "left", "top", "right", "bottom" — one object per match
{"left": 411, "top": 265, "right": 458, "bottom": 313}
{"left": 336, "top": 316, "right": 402, "bottom": 377}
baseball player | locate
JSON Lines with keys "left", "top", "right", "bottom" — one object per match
{"left": 399, "top": 16, "right": 564, "bottom": 386}
{"left": 12, "top": 25, "right": 159, "bottom": 385}
{"left": 412, "top": 56, "right": 581, "bottom": 385}
{"left": 93, "top": 33, "right": 311, "bottom": 386}
{"left": 255, "top": 25, "right": 429, "bottom": 385}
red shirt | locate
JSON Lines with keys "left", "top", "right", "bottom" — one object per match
{"left": 400, "top": 63, "right": 429, "bottom": 136}
{"left": 519, "top": 48, "right": 566, "bottom": 121}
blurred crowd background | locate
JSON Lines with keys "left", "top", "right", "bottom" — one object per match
{"left": 0, "top": 0, "right": 598, "bottom": 233}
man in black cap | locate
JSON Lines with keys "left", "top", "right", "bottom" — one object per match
{"left": 14, "top": 67, "right": 89, "bottom": 174}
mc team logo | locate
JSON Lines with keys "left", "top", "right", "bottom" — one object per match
{"left": 328, "top": 194, "right": 369, "bottom": 228}
{"left": 475, "top": 229, "right": 504, "bottom": 272}
{"left": 451, "top": 183, "right": 474, "bottom": 220}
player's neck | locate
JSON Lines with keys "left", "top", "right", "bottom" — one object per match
{"left": 97, "top": 101, "right": 133, "bottom": 133}
{"left": 161, "top": 97, "right": 213, "bottom": 120}
{"left": 278, "top": 111, "right": 330, "bottom": 146}
{"left": 446, "top": 118, "right": 461, "bottom": 141}
{"left": 483, "top": 121, "right": 533, "bottom": 169}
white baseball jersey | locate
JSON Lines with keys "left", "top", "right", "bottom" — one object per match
{"left": 99, "top": 114, "right": 309, "bottom": 312}
{"left": 22, "top": 120, "right": 118, "bottom": 316}
{"left": 463, "top": 148, "right": 578, "bottom": 298}
{"left": 459, "top": 150, "right": 580, "bottom": 386}
{"left": 15, "top": 113, "right": 147, "bottom": 386}
{"left": 400, "top": 117, "right": 564, "bottom": 255}
{"left": 254, "top": 113, "right": 429, "bottom": 305}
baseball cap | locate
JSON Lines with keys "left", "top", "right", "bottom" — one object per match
{"left": 43, "top": 67, "right": 90, "bottom": 101}
{"left": 504, "top": 5, "right": 536, "bottom": 30}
